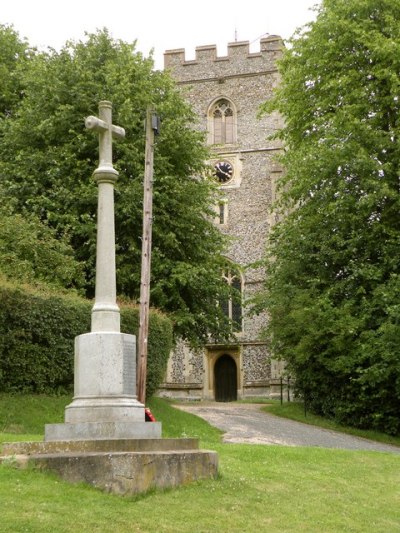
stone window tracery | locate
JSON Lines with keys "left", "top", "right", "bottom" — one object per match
{"left": 209, "top": 99, "right": 236, "bottom": 145}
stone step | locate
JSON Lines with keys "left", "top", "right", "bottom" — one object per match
{"left": 1, "top": 437, "right": 199, "bottom": 457}
{"left": 1, "top": 445, "right": 218, "bottom": 495}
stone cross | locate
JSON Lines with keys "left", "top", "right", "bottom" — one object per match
{"left": 44, "top": 101, "right": 162, "bottom": 440}
{"left": 85, "top": 101, "right": 125, "bottom": 333}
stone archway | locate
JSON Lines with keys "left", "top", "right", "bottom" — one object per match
{"left": 214, "top": 354, "right": 237, "bottom": 402}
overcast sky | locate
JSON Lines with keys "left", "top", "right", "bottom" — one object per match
{"left": 2, "top": 0, "right": 321, "bottom": 70}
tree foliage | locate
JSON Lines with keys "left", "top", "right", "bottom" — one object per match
{"left": 0, "top": 24, "right": 31, "bottom": 118}
{"left": 0, "top": 207, "right": 85, "bottom": 291}
{"left": 259, "top": 0, "right": 400, "bottom": 434}
{"left": 0, "top": 29, "right": 233, "bottom": 345}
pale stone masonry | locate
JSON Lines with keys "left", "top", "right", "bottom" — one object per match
{"left": 45, "top": 101, "right": 161, "bottom": 440}
{"left": 159, "top": 37, "right": 286, "bottom": 400}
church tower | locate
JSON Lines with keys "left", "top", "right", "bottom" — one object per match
{"left": 159, "top": 36, "right": 284, "bottom": 400}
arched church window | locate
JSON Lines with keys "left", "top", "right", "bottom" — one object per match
{"left": 220, "top": 269, "right": 242, "bottom": 332}
{"left": 210, "top": 99, "right": 236, "bottom": 145}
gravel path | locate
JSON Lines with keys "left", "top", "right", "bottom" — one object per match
{"left": 175, "top": 402, "right": 400, "bottom": 454}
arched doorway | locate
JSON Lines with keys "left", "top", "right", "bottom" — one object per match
{"left": 214, "top": 354, "right": 237, "bottom": 402}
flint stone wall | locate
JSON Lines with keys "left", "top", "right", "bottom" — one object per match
{"left": 160, "top": 36, "right": 284, "bottom": 398}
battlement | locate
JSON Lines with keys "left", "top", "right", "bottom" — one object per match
{"left": 164, "top": 36, "right": 283, "bottom": 78}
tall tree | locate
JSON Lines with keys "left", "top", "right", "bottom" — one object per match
{"left": 0, "top": 29, "right": 233, "bottom": 345}
{"left": 259, "top": 0, "right": 400, "bottom": 434}
{"left": 0, "top": 24, "right": 31, "bottom": 118}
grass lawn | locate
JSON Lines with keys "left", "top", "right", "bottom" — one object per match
{"left": 1, "top": 394, "right": 399, "bottom": 532}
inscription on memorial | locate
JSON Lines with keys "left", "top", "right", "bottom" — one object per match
{"left": 123, "top": 336, "right": 136, "bottom": 395}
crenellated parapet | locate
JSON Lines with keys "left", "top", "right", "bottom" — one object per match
{"left": 164, "top": 36, "right": 284, "bottom": 81}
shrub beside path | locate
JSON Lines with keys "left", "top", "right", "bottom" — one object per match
{"left": 175, "top": 402, "right": 400, "bottom": 454}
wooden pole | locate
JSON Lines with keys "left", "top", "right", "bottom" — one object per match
{"left": 137, "top": 109, "right": 156, "bottom": 405}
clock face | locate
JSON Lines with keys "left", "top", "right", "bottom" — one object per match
{"left": 214, "top": 160, "right": 233, "bottom": 183}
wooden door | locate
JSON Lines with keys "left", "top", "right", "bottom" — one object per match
{"left": 214, "top": 354, "right": 237, "bottom": 402}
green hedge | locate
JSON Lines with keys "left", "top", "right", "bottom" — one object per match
{"left": 0, "top": 281, "right": 172, "bottom": 399}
